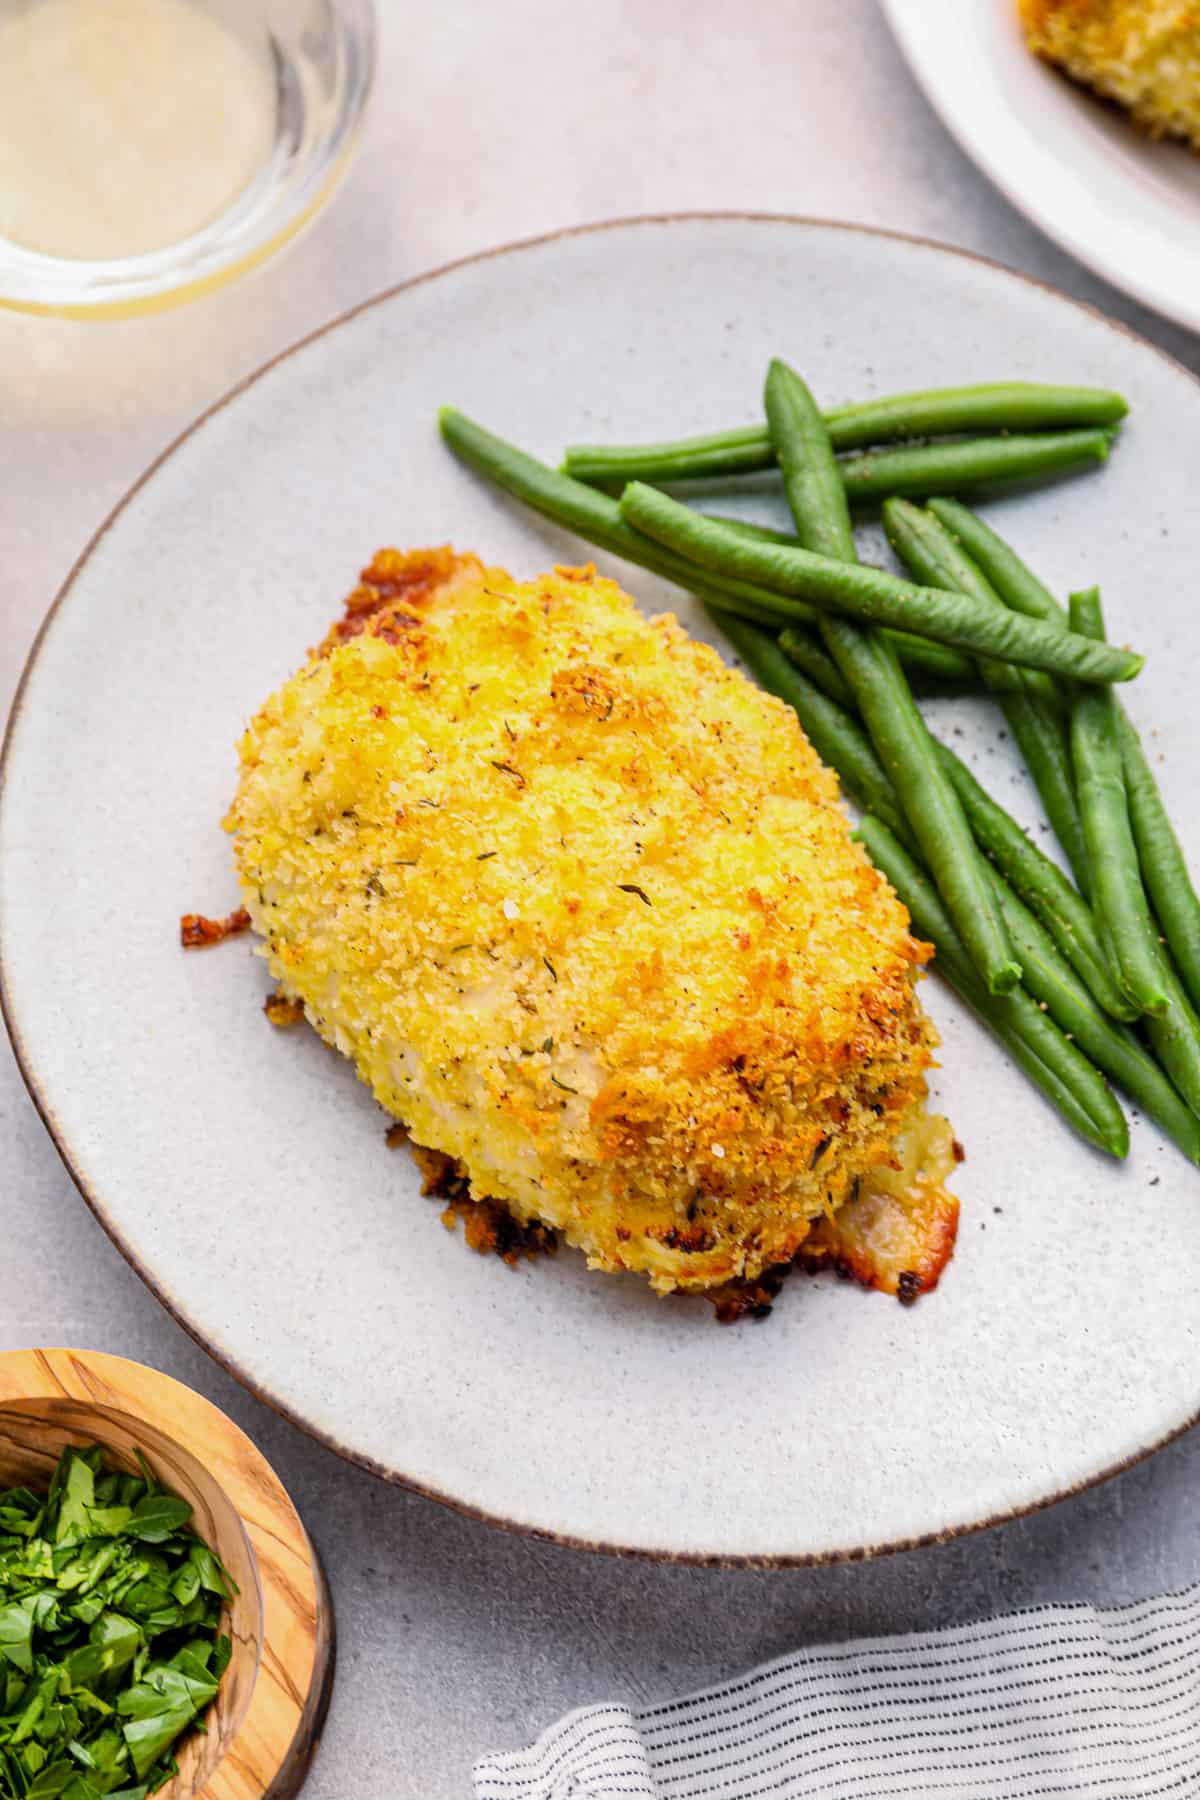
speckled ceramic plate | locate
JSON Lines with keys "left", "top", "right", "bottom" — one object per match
{"left": 881, "top": 0, "right": 1200, "bottom": 334}
{"left": 3, "top": 217, "right": 1200, "bottom": 1564}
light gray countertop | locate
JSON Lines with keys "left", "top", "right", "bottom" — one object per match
{"left": 4, "top": 4, "right": 1200, "bottom": 1793}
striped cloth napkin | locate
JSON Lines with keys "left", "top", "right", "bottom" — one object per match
{"left": 474, "top": 1585, "right": 1200, "bottom": 1798}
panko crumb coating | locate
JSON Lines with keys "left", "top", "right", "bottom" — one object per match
{"left": 227, "top": 548, "right": 957, "bottom": 1297}
{"left": 1020, "top": 0, "right": 1200, "bottom": 151}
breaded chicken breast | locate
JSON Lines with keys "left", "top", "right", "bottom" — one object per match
{"left": 1020, "top": 0, "right": 1200, "bottom": 150}
{"left": 226, "top": 549, "right": 957, "bottom": 1297}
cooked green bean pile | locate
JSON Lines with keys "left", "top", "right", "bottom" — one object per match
{"left": 439, "top": 368, "right": 1200, "bottom": 1165}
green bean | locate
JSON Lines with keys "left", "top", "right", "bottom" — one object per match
{"left": 882, "top": 501, "right": 989, "bottom": 677}
{"left": 702, "top": 513, "right": 800, "bottom": 544}
{"left": 1144, "top": 954, "right": 1200, "bottom": 1118}
{"left": 570, "top": 422, "right": 778, "bottom": 485}
{"left": 936, "top": 745, "right": 1140, "bottom": 1023}
{"left": 923, "top": 498, "right": 1101, "bottom": 897}
{"left": 561, "top": 382, "right": 1128, "bottom": 484}
{"left": 988, "top": 871, "right": 1199, "bottom": 1159}
{"left": 1069, "top": 587, "right": 1167, "bottom": 1016}
{"left": 573, "top": 427, "right": 1112, "bottom": 505}
{"left": 856, "top": 816, "right": 1128, "bottom": 1158}
{"left": 857, "top": 758, "right": 1194, "bottom": 1153}
{"left": 840, "top": 430, "right": 1111, "bottom": 505}
{"left": 764, "top": 359, "right": 1018, "bottom": 995}
{"left": 619, "top": 482, "right": 1144, "bottom": 685}
{"left": 997, "top": 693, "right": 1093, "bottom": 897}
{"left": 706, "top": 514, "right": 976, "bottom": 684}
{"left": 765, "top": 359, "right": 858, "bottom": 560}
{"left": 882, "top": 499, "right": 1091, "bottom": 882}
{"left": 735, "top": 509, "right": 1131, "bottom": 1022}
{"left": 777, "top": 628, "right": 855, "bottom": 710}
{"left": 690, "top": 586, "right": 799, "bottom": 630}
{"left": 842, "top": 633, "right": 1021, "bottom": 993}
{"left": 882, "top": 501, "right": 1038, "bottom": 697}
{"left": 708, "top": 611, "right": 908, "bottom": 835}
{"left": 437, "top": 407, "right": 822, "bottom": 629}
{"left": 827, "top": 383, "right": 1126, "bottom": 438}
{"left": 1118, "top": 711, "right": 1200, "bottom": 1016}
{"left": 764, "top": 573, "right": 1129, "bottom": 1023}
{"left": 926, "top": 498, "right": 1065, "bottom": 626}
{"left": 930, "top": 499, "right": 1200, "bottom": 990}
{"left": 873, "top": 635, "right": 977, "bottom": 689}
{"left": 438, "top": 404, "right": 973, "bottom": 694}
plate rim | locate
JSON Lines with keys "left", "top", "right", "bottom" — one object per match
{"left": 5, "top": 210, "right": 1200, "bottom": 1567}
{"left": 879, "top": 0, "right": 1200, "bottom": 335}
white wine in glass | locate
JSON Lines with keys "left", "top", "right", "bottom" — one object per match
{"left": 0, "top": 0, "right": 375, "bottom": 316}
{"left": 0, "top": 0, "right": 278, "bottom": 262}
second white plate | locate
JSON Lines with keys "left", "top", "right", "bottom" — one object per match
{"left": 882, "top": 0, "right": 1200, "bottom": 334}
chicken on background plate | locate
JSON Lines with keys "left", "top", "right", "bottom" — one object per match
{"left": 1020, "top": 0, "right": 1200, "bottom": 151}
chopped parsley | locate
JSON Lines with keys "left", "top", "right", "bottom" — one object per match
{"left": 0, "top": 1445, "right": 237, "bottom": 1800}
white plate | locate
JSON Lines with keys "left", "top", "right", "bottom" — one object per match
{"left": 881, "top": 0, "right": 1200, "bottom": 334}
{"left": 3, "top": 217, "right": 1200, "bottom": 1564}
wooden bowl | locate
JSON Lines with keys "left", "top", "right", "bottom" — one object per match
{"left": 0, "top": 1348, "right": 334, "bottom": 1799}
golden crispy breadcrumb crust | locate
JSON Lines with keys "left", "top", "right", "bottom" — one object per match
{"left": 227, "top": 549, "right": 956, "bottom": 1296}
{"left": 403, "top": 1131, "right": 962, "bottom": 1318}
{"left": 1020, "top": 0, "right": 1200, "bottom": 150}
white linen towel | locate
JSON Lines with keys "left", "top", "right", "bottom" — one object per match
{"left": 475, "top": 1585, "right": 1200, "bottom": 1798}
